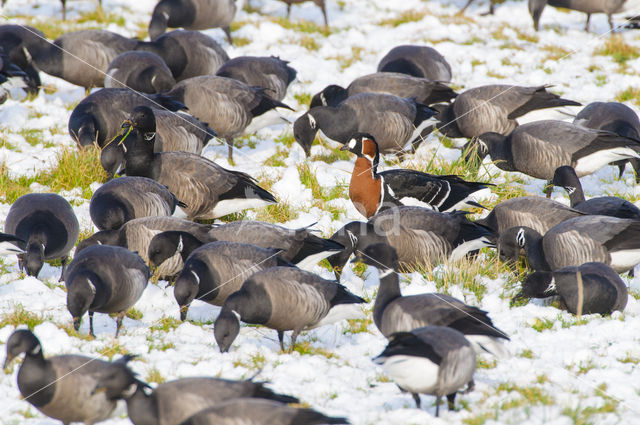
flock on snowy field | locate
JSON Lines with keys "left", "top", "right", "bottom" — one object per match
{"left": 2, "top": 0, "right": 640, "bottom": 424}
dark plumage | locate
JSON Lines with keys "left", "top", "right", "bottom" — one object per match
{"left": 104, "top": 51, "right": 175, "bottom": 94}
{"left": 216, "top": 56, "right": 297, "bottom": 101}
{"left": 277, "top": 0, "right": 328, "bottom": 27}
{"left": 0, "top": 232, "right": 24, "bottom": 255}
{"left": 377, "top": 45, "right": 452, "bottom": 82}
{"left": 4, "top": 193, "right": 79, "bottom": 279}
{"left": 529, "top": 0, "right": 629, "bottom": 31}
{"left": 0, "top": 46, "right": 34, "bottom": 103}
{"left": 214, "top": 266, "right": 365, "bottom": 352}
{"left": 149, "top": 0, "right": 237, "bottom": 42}
{"left": 0, "top": 25, "right": 44, "bottom": 94}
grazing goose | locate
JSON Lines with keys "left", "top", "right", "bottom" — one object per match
{"left": 0, "top": 232, "right": 24, "bottom": 255}
{"left": 529, "top": 0, "right": 632, "bottom": 31}
{"left": 435, "top": 85, "right": 580, "bottom": 139}
{"left": 170, "top": 241, "right": 294, "bottom": 320}
{"left": 214, "top": 266, "right": 366, "bottom": 352}
{"left": 374, "top": 326, "right": 476, "bottom": 416}
{"left": 309, "top": 72, "right": 457, "bottom": 109}
{"left": 476, "top": 196, "right": 585, "bottom": 235}
{"left": 166, "top": 75, "right": 292, "bottom": 160}
{"left": 341, "top": 133, "right": 490, "bottom": 218}
{"left": 121, "top": 106, "right": 276, "bottom": 219}
{"left": 377, "top": 45, "right": 452, "bottom": 82}
{"left": 470, "top": 120, "right": 640, "bottom": 181}
{"left": 178, "top": 399, "right": 348, "bottom": 425}
{"left": 149, "top": 0, "right": 237, "bottom": 42}
{"left": 514, "top": 262, "right": 628, "bottom": 315}
{"left": 216, "top": 56, "right": 297, "bottom": 101}
{"left": 293, "top": 93, "right": 437, "bottom": 156}
{"left": 277, "top": 0, "right": 329, "bottom": 27}
{"left": 356, "top": 244, "right": 509, "bottom": 357}
{"left": 4, "top": 193, "right": 79, "bottom": 279}
{"left": 136, "top": 30, "right": 229, "bottom": 81}
{"left": 552, "top": 166, "right": 640, "bottom": 219}
{"left": 459, "top": 0, "right": 498, "bottom": 15}
{"left": 3, "top": 329, "right": 131, "bottom": 425}
{"left": 498, "top": 215, "right": 640, "bottom": 273}
{"left": 68, "top": 88, "right": 186, "bottom": 148}
{"left": 0, "top": 47, "right": 33, "bottom": 103}
{"left": 327, "top": 206, "right": 495, "bottom": 274}
{"left": 90, "top": 176, "right": 185, "bottom": 230}
{"left": 104, "top": 51, "right": 176, "bottom": 94}
{"left": 93, "top": 361, "right": 299, "bottom": 425}
{"left": 65, "top": 245, "right": 149, "bottom": 337}
{"left": 0, "top": 25, "right": 44, "bottom": 95}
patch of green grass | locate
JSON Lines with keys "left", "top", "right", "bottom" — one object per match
{"left": 331, "top": 46, "right": 365, "bottom": 70}
{"left": 145, "top": 367, "right": 166, "bottom": 384}
{"left": 98, "top": 341, "right": 129, "bottom": 361}
{"left": 255, "top": 202, "right": 298, "bottom": 223}
{"left": 0, "top": 133, "right": 18, "bottom": 151}
{"left": 274, "top": 132, "right": 297, "bottom": 148}
{"left": 312, "top": 148, "right": 351, "bottom": 163}
{"left": 150, "top": 316, "right": 181, "bottom": 332}
{"left": 233, "top": 37, "right": 251, "bottom": 47}
{"left": 233, "top": 352, "right": 267, "bottom": 370}
{"left": 17, "top": 129, "right": 44, "bottom": 147}
{"left": 541, "top": 44, "right": 570, "bottom": 61}
{"left": 264, "top": 147, "right": 288, "bottom": 167}
{"left": 56, "top": 322, "right": 94, "bottom": 341}
{"left": 269, "top": 17, "right": 331, "bottom": 36}
{"left": 16, "top": 408, "right": 37, "bottom": 418}
{"left": 294, "top": 92, "right": 312, "bottom": 107}
{"left": 0, "top": 304, "right": 49, "bottom": 330}
{"left": 531, "top": 317, "right": 555, "bottom": 332}
{"left": 291, "top": 341, "right": 337, "bottom": 358}
{"left": 496, "top": 382, "right": 554, "bottom": 409}
{"left": 76, "top": 8, "right": 125, "bottom": 26}
{"left": 595, "top": 35, "right": 640, "bottom": 65}
{"left": 615, "top": 87, "right": 640, "bottom": 106}
{"left": 343, "top": 318, "right": 371, "bottom": 335}
{"left": 299, "top": 35, "right": 320, "bottom": 51}
{"left": 477, "top": 357, "right": 497, "bottom": 369}
{"left": 126, "top": 309, "right": 143, "bottom": 321}
{"left": 618, "top": 353, "right": 640, "bottom": 364}
{"left": 378, "top": 9, "right": 429, "bottom": 27}
{"left": 519, "top": 349, "right": 534, "bottom": 359}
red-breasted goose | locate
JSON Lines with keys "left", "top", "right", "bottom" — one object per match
{"left": 121, "top": 106, "right": 276, "bottom": 219}
{"left": 104, "top": 51, "right": 176, "bottom": 94}
{"left": 149, "top": 0, "right": 237, "bottom": 43}
{"left": 0, "top": 232, "right": 24, "bottom": 255}
{"left": 529, "top": 0, "right": 630, "bottom": 31}
{"left": 356, "top": 243, "right": 509, "bottom": 358}
{"left": 377, "top": 45, "right": 452, "bottom": 82}
{"left": 214, "top": 266, "right": 365, "bottom": 352}
{"left": 216, "top": 56, "right": 297, "bottom": 101}
{"left": 0, "top": 25, "right": 44, "bottom": 93}
{"left": 309, "top": 72, "right": 457, "bottom": 109}
{"left": 293, "top": 93, "right": 437, "bottom": 156}
{"left": 341, "top": 133, "right": 490, "bottom": 218}
{"left": 65, "top": 245, "right": 149, "bottom": 337}
{"left": 4, "top": 193, "right": 79, "bottom": 279}
{"left": 514, "top": 262, "right": 628, "bottom": 315}
{"left": 373, "top": 326, "right": 476, "bottom": 416}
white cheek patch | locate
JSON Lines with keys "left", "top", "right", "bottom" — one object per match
{"left": 122, "top": 383, "right": 138, "bottom": 398}
{"left": 544, "top": 277, "right": 557, "bottom": 295}
{"left": 347, "top": 138, "right": 356, "bottom": 149}
{"left": 162, "top": 11, "right": 169, "bottom": 20}
{"left": 87, "top": 279, "right": 97, "bottom": 295}
{"left": 308, "top": 114, "right": 317, "bottom": 129}
{"left": 176, "top": 236, "right": 184, "bottom": 254}
{"left": 22, "top": 46, "right": 32, "bottom": 63}
{"left": 516, "top": 228, "right": 526, "bottom": 248}
{"left": 566, "top": 186, "right": 576, "bottom": 195}
{"left": 320, "top": 92, "right": 327, "bottom": 106}
{"left": 479, "top": 141, "right": 489, "bottom": 155}
{"left": 143, "top": 132, "right": 155, "bottom": 141}
{"left": 231, "top": 310, "right": 242, "bottom": 321}
{"left": 30, "top": 344, "right": 41, "bottom": 355}
{"left": 190, "top": 269, "right": 200, "bottom": 284}
{"left": 347, "top": 230, "right": 358, "bottom": 247}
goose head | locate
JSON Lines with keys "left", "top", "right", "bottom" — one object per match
{"left": 327, "top": 221, "right": 369, "bottom": 277}
{"left": 4, "top": 329, "right": 42, "bottom": 368}
{"left": 514, "top": 271, "right": 555, "bottom": 303}
{"left": 92, "top": 357, "right": 147, "bottom": 401}
{"left": 528, "top": 0, "right": 547, "bottom": 31}
{"left": 340, "top": 133, "right": 380, "bottom": 167}
{"left": 498, "top": 226, "right": 548, "bottom": 270}
{"left": 309, "top": 85, "right": 347, "bottom": 108}
{"left": 148, "top": 7, "right": 170, "bottom": 41}
{"left": 174, "top": 263, "right": 205, "bottom": 321}
{"left": 22, "top": 239, "right": 45, "bottom": 277}
{"left": 293, "top": 112, "right": 319, "bottom": 156}
{"left": 551, "top": 166, "right": 580, "bottom": 195}
{"left": 69, "top": 110, "right": 98, "bottom": 148}
{"left": 148, "top": 231, "right": 203, "bottom": 269}
{"left": 100, "top": 141, "right": 125, "bottom": 179}
{"left": 214, "top": 307, "right": 240, "bottom": 353}
{"left": 354, "top": 243, "right": 399, "bottom": 274}
{"left": 66, "top": 273, "right": 98, "bottom": 330}
{"left": 76, "top": 230, "right": 120, "bottom": 255}
{"left": 127, "top": 105, "right": 157, "bottom": 143}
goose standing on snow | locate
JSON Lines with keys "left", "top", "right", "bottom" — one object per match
{"left": 104, "top": 51, "right": 176, "bottom": 94}
{"left": 214, "top": 266, "right": 365, "bottom": 352}
{"left": 340, "top": 133, "right": 490, "bottom": 218}
{"left": 356, "top": 244, "right": 509, "bottom": 357}
{"left": 0, "top": 25, "right": 44, "bottom": 95}
{"left": 309, "top": 72, "right": 457, "bottom": 109}
{"left": 3, "top": 329, "right": 132, "bottom": 425}
{"left": 293, "top": 93, "right": 437, "bottom": 156}
{"left": 277, "top": 0, "right": 329, "bottom": 27}
{"left": 149, "top": 0, "right": 237, "bottom": 43}
{"left": 374, "top": 326, "right": 476, "bottom": 416}
{"left": 514, "top": 262, "right": 628, "bottom": 315}
{"left": 120, "top": 106, "right": 276, "bottom": 219}
{"left": 529, "top": 0, "right": 634, "bottom": 31}
{"left": 4, "top": 193, "right": 79, "bottom": 280}
{"left": 458, "top": 0, "right": 499, "bottom": 15}
{"left": 377, "top": 45, "right": 452, "bottom": 82}
{"left": 64, "top": 245, "right": 149, "bottom": 337}
{"left": 216, "top": 56, "right": 297, "bottom": 101}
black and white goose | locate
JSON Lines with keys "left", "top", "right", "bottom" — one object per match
{"left": 3, "top": 329, "right": 132, "bottom": 425}
{"left": 0, "top": 232, "right": 24, "bottom": 255}
{"left": 327, "top": 206, "right": 495, "bottom": 274}
{"left": 377, "top": 45, "right": 452, "bottom": 82}
{"left": 149, "top": 0, "right": 237, "bottom": 43}
{"left": 293, "top": 93, "right": 437, "bottom": 156}
{"left": 216, "top": 56, "right": 297, "bottom": 101}
{"left": 65, "top": 245, "right": 149, "bottom": 337}
{"left": 104, "top": 51, "right": 176, "bottom": 94}
{"left": 214, "top": 266, "right": 365, "bottom": 352}
{"left": 309, "top": 72, "right": 457, "bottom": 109}
{"left": 498, "top": 215, "right": 640, "bottom": 273}
{"left": 0, "top": 25, "right": 44, "bottom": 96}
{"left": 90, "top": 176, "right": 185, "bottom": 230}
{"left": 373, "top": 326, "right": 476, "bottom": 416}
{"left": 435, "top": 85, "right": 580, "bottom": 139}
{"left": 4, "top": 193, "right": 79, "bottom": 279}
{"left": 356, "top": 243, "right": 509, "bottom": 357}
{"left": 121, "top": 106, "right": 276, "bottom": 219}
{"left": 514, "top": 262, "right": 628, "bottom": 315}
{"left": 341, "top": 133, "right": 490, "bottom": 218}
{"left": 0, "top": 46, "right": 33, "bottom": 104}
{"left": 552, "top": 166, "right": 640, "bottom": 219}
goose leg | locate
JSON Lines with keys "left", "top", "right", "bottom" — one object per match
{"left": 412, "top": 392, "right": 421, "bottom": 408}
{"left": 608, "top": 14, "right": 614, "bottom": 33}
{"left": 435, "top": 395, "right": 441, "bottom": 416}
{"left": 462, "top": 379, "right": 475, "bottom": 394}
{"left": 115, "top": 311, "right": 126, "bottom": 337}
{"left": 59, "top": 256, "right": 69, "bottom": 282}
{"left": 89, "top": 311, "right": 95, "bottom": 337}
{"left": 277, "top": 330, "right": 285, "bottom": 351}
{"left": 288, "top": 329, "right": 301, "bottom": 352}
{"left": 319, "top": 0, "right": 329, "bottom": 28}
{"left": 225, "top": 138, "right": 234, "bottom": 163}
{"left": 61, "top": 0, "right": 66, "bottom": 20}
{"left": 544, "top": 180, "right": 552, "bottom": 198}
{"left": 286, "top": 3, "right": 292, "bottom": 20}
{"left": 447, "top": 392, "right": 456, "bottom": 411}
{"left": 458, "top": 0, "right": 474, "bottom": 14}
{"left": 223, "top": 26, "right": 233, "bottom": 44}
{"left": 585, "top": 14, "right": 591, "bottom": 32}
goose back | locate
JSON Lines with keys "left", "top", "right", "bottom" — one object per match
{"left": 216, "top": 56, "right": 297, "bottom": 101}
{"left": 347, "top": 72, "right": 457, "bottom": 105}
{"left": 377, "top": 45, "right": 452, "bottom": 82}
{"left": 105, "top": 51, "right": 175, "bottom": 93}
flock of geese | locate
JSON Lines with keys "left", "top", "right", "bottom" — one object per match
{"left": 1, "top": 0, "right": 640, "bottom": 424}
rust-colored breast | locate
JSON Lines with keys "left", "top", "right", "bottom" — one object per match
{"left": 361, "top": 138, "right": 377, "bottom": 158}
{"left": 349, "top": 157, "right": 382, "bottom": 218}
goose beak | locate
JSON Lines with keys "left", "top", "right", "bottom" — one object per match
{"left": 3, "top": 354, "right": 15, "bottom": 369}
{"left": 339, "top": 144, "right": 350, "bottom": 151}
{"left": 73, "top": 317, "right": 81, "bottom": 331}
{"left": 179, "top": 305, "right": 188, "bottom": 322}
{"left": 121, "top": 119, "right": 133, "bottom": 130}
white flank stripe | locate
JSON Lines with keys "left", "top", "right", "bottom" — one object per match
{"left": 295, "top": 250, "right": 339, "bottom": 271}
{"left": 609, "top": 249, "right": 640, "bottom": 272}
{"left": 449, "top": 237, "right": 492, "bottom": 262}
{"left": 574, "top": 148, "right": 640, "bottom": 176}
{"left": 210, "top": 198, "right": 275, "bottom": 218}
{"left": 465, "top": 335, "right": 510, "bottom": 359}
{"left": 313, "top": 303, "right": 364, "bottom": 328}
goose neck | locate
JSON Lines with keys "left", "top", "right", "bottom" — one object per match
{"left": 522, "top": 229, "right": 551, "bottom": 271}
{"left": 127, "top": 385, "right": 158, "bottom": 425}
{"left": 373, "top": 269, "right": 402, "bottom": 324}
{"left": 312, "top": 107, "right": 357, "bottom": 142}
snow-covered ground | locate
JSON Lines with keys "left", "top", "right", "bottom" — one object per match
{"left": 2, "top": 0, "right": 640, "bottom": 424}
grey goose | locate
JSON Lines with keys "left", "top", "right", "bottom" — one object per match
{"left": 514, "top": 262, "right": 628, "bottom": 315}
{"left": 3, "top": 329, "right": 132, "bottom": 425}
{"left": 4, "top": 193, "right": 79, "bottom": 279}
{"left": 104, "top": 51, "right": 176, "bottom": 94}
{"left": 373, "top": 326, "right": 476, "bottom": 416}
{"left": 93, "top": 361, "right": 299, "bottom": 425}
{"left": 0, "top": 25, "right": 44, "bottom": 93}
{"left": 309, "top": 72, "right": 457, "bottom": 109}
{"left": 377, "top": 45, "right": 452, "bottom": 82}
{"left": 498, "top": 215, "right": 640, "bottom": 273}
{"left": 166, "top": 75, "right": 292, "bottom": 160}
{"left": 293, "top": 92, "right": 437, "bottom": 156}
{"left": 0, "top": 46, "right": 33, "bottom": 103}
{"left": 435, "top": 85, "right": 580, "bottom": 139}
{"left": 65, "top": 245, "right": 149, "bottom": 337}
{"left": 277, "top": 0, "right": 329, "bottom": 27}
{"left": 0, "top": 232, "right": 24, "bottom": 255}
{"left": 327, "top": 206, "right": 495, "bottom": 275}
{"left": 90, "top": 176, "right": 185, "bottom": 231}
{"left": 120, "top": 106, "right": 276, "bottom": 219}
{"left": 214, "top": 266, "right": 365, "bottom": 352}
{"left": 529, "top": 0, "right": 631, "bottom": 31}
{"left": 149, "top": 0, "right": 237, "bottom": 43}
{"left": 216, "top": 56, "right": 297, "bottom": 101}
{"left": 552, "top": 166, "right": 640, "bottom": 219}
{"left": 356, "top": 243, "right": 509, "bottom": 357}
